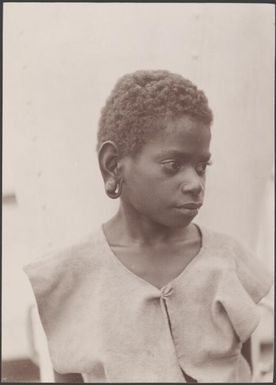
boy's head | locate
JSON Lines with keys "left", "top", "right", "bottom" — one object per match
{"left": 97, "top": 70, "right": 213, "bottom": 157}
{"left": 98, "top": 70, "right": 213, "bottom": 226}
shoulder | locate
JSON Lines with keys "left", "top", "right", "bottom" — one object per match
{"left": 23, "top": 227, "right": 109, "bottom": 374}
{"left": 201, "top": 225, "right": 245, "bottom": 252}
{"left": 200, "top": 225, "right": 273, "bottom": 303}
{"left": 23, "top": 227, "right": 106, "bottom": 298}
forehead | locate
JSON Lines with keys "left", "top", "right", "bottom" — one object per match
{"left": 142, "top": 115, "right": 211, "bottom": 158}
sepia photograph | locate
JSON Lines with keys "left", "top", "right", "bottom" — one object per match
{"left": 2, "top": 2, "right": 275, "bottom": 383}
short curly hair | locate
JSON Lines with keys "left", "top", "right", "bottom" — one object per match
{"left": 97, "top": 70, "right": 213, "bottom": 156}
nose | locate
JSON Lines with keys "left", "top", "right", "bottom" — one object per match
{"left": 180, "top": 168, "right": 204, "bottom": 195}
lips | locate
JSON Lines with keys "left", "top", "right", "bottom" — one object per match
{"left": 177, "top": 202, "right": 202, "bottom": 209}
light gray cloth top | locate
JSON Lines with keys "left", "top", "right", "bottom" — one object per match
{"left": 23, "top": 224, "right": 273, "bottom": 383}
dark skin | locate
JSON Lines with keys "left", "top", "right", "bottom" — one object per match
{"left": 52, "top": 115, "right": 252, "bottom": 381}
{"left": 100, "top": 116, "right": 211, "bottom": 288}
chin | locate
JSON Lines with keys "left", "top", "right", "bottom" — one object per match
{"left": 173, "top": 218, "right": 194, "bottom": 228}
{"left": 173, "top": 212, "right": 198, "bottom": 228}
{"left": 158, "top": 215, "right": 195, "bottom": 229}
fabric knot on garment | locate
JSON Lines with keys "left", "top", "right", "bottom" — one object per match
{"left": 161, "top": 284, "right": 173, "bottom": 299}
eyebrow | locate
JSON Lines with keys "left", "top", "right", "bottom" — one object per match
{"left": 156, "top": 150, "right": 212, "bottom": 161}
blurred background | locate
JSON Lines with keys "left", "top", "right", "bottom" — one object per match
{"left": 2, "top": 3, "right": 274, "bottom": 382}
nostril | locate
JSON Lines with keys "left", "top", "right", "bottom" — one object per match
{"left": 181, "top": 179, "right": 204, "bottom": 194}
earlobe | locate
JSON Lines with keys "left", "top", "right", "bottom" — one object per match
{"left": 105, "top": 178, "right": 123, "bottom": 199}
{"left": 98, "top": 141, "right": 123, "bottom": 199}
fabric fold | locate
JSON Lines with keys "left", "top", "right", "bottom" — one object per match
{"left": 213, "top": 270, "right": 261, "bottom": 343}
{"left": 23, "top": 226, "right": 273, "bottom": 382}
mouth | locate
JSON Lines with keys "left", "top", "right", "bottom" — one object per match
{"left": 177, "top": 202, "right": 203, "bottom": 210}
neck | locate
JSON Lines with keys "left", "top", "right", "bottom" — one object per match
{"left": 104, "top": 200, "right": 193, "bottom": 246}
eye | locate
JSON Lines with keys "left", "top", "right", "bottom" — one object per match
{"left": 195, "top": 160, "right": 212, "bottom": 175}
{"left": 162, "top": 160, "right": 181, "bottom": 174}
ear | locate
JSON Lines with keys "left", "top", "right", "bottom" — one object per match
{"left": 98, "top": 141, "right": 121, "bottom": 183}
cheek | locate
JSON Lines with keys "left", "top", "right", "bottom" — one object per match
{"left": 123, "top": 170, "right": 170, "bottom": 205}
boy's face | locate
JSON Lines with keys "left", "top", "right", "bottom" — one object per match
{"left": 120, "top": 115, "right": 211, "bottom": 228}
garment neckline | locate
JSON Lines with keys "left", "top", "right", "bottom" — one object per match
{"left": 99, "top": 222, "right": 208, "bottom": 293}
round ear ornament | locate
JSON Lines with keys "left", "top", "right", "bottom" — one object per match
{"left": 105, "top": 178, "right": 123, "bottom": 199}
